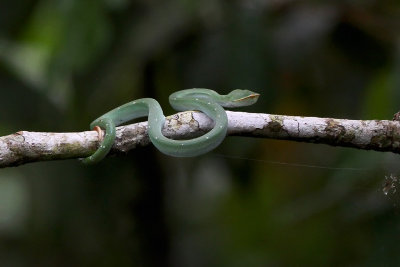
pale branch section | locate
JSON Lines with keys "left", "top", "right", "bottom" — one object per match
{"left": 1, "top": 111, "right": 399, "bottom": 168}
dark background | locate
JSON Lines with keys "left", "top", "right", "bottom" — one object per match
{"left": 1, "top": 0, "right": 400, "bottom": 266}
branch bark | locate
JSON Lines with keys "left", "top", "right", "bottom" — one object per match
{"left": 1, "top": 111, "right": 399, "bottom": 168}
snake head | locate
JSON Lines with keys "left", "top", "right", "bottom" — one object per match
{"left": 227, "top": 89, "right": 260, "bottom": 107}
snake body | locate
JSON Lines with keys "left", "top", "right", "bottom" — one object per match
{"left": 82, "top": 89, "right": 259, "bottom": 164}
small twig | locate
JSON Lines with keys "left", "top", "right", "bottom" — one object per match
{"left": 1, "top": 111, "right": 399, "bottom": 168}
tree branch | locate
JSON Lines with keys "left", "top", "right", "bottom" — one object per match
{"left": 1, "top": 111, "right": 399, "bottom": 168}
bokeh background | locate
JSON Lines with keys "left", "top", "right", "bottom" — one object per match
{"left": 1, "top": 0, "right": 400, "bottom": 266}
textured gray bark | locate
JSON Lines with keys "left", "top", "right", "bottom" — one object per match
{"left": 1, "top": 111, "right": 399, "bottom": 168}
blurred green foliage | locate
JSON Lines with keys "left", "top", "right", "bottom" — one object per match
{"left": 1, "top": 0, "right": 400, "bottom": 266}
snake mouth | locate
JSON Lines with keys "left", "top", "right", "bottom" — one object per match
{"left": 234, "top": 93, "right": 260, "bottom": 102}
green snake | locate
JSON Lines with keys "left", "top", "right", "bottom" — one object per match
{"left": 82, "top": 89, "right": 259, "bottom": 164}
